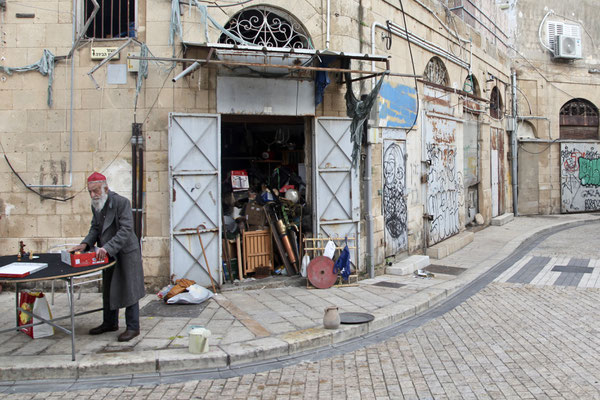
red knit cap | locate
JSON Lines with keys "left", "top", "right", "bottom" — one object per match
{"left": 87, "top": 172, "right": 106, "bottom": 182}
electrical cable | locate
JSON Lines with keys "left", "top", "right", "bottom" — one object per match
{"left": 518, "top": 140, "right": 559, "bottom": 155}
{"left": 509, "top": 43, "right": 582, "bottom": 101}
{"left": 0, "top": 49, "right": 178, "bottom": 203}
{"left": 398, "top": 0, "right": 419, "bottom": 135}
{"left": 141, "top": 50, "right": 181, "bottom": 125}
{"left": 515, "top": 85, "right": 533, "bottom": 115}
{"left": 2, "top": 154, "right": 76, "bottom": 201}
{"left": 552, "top": 12, "right": 598, "bottom": 53}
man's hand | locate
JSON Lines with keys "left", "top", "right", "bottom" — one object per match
{"left": 68, "top": 244, "right": 86, "bottom": 253}
{"left": 96, "top": 247, "right": 108, "bottom": 261}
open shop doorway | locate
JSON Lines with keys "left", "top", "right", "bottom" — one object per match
{"left": 220, "top": 116, "right": 310, "bottom": 282}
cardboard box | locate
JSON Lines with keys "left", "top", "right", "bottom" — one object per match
{"left": 245, "top": 201, "right": 266, "bottom": 228}
{"left": 61, "top": 250, "right": 108, "bottom": 268}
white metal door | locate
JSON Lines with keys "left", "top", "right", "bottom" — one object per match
{"left": 383, "top": 139, "right": 407, "bottom": 256}
{"left": 313, "top": 117, "right": 360, "bottom": 270}
{"left": 169, "top": 113, "right": 222, "bottom": 287}
{"left": 491, "top": 149, "right": 499, "bottom": 217}
{"left": 423, "top": 114, "right": 460, "bottom": 246}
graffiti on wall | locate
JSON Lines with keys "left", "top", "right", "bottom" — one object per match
{"left": 561, "top": 143, "right": 600, "bottom": 212}
{"left": 378, "top": 82, "right": 417, "bottom": 128}
{"left": 425, "top": 116, "right": 460, "bottom": 245}
{"left": 383, "top": 140, "right": 408, "bottom": 255}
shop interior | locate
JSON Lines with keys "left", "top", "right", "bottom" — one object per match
{"left": 220, "top": 117, "right": 310, "bottom": 282}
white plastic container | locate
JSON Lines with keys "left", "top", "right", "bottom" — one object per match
{"left": 188, "top": 327, "right": 211, "bottom": 354}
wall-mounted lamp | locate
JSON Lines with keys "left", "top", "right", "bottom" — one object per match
{"left": 589, "top": 68, "right": 600, "bottom": 74}
{"left": 486, "top": 73, "right": 496, "bottom": 83}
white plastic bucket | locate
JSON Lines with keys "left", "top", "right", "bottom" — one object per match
{"left": 188, "top": 327, "right": 211, "bottom": 354}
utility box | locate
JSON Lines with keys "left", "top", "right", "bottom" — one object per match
{"left": 127, "top": 52, "right": 140, "bottom": 72}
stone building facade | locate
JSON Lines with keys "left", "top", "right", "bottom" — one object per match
{"left": 505, "top": 0, "right": 600, "bottom": 216}
{"left": 0, "top": 0, "right": 511, "bottom": 290}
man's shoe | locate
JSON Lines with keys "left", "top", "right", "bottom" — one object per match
{"left": 118, "top": 330, "right": 140, "bottom": 342}
{"left": 89, "top": 324, "right": 119, "bottom": 335}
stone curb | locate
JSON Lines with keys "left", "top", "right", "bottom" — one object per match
{"left": 1, "top": 216, "right": 597, "bottom": 383}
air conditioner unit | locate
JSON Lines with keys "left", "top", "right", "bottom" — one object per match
{"left": 554, "top": 35, "right": 582, "bottom": 59}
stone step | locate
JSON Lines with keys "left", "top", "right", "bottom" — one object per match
{"left": 426, "top": 231, "right": 474, "bottom": 259}
{"left": 386, "top": 255, "right": 430, "bottom": 276}
{"left": 491, "top": 213, "right": 514, "bottom": 226}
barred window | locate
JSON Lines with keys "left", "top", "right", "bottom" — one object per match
{"left": 84, "top": 0, "right": 136, "bottom": 39}
{"left": 560, "top": 99, "right": 599, "bottom": 140}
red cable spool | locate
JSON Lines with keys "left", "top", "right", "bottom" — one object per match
{"left": 307, "top": 256, "right": 337, "bottom": 289}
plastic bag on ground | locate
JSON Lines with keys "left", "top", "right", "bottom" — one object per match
{"left": 167, "top": 284, "right": 214, "bottom": 305}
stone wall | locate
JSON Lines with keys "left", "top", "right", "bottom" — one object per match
{"left": 0, "top": 0, "right": 511, "bottom": 287}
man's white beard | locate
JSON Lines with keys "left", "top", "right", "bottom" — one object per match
{"left": 92, "top": 192, "right": 108, "bottom": 212}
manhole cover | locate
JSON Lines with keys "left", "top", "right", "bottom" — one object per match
{"left": 373, "top": 281, "right": 405, "bottom": 289}
{"left": 424, "top": 265, "right": 466, "bottom": 276}
{"left": 340, "top": 312, "right": 374, "bottom": 324}
{"left": 140, "top": 300, "right": 209, "bottom": 318}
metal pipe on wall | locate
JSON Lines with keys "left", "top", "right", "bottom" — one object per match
{"left": 326, "top": 0, "right": 331, "bottom": 49}
{"left": 131, "top": 123, "right": 144, "bottom": 240}
{"left": 386, "top": 21, "right": 470, "bottom": 70}
{"left": 511, "top": 69, "right": 518, "bottom": 216}
{"left": 365, "top": 132, "right": 375, "bottom": 279}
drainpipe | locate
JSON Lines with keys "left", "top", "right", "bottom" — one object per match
{"left": 366, "top": 22, "right": 386, "bottom": 279}
{"left": 365, "top": 127, "right": 375, "bottom": 279}
{"left": 325, "top": 0, "right": 330, "bottom": 49}
{"left": 511, "top": 69, "right": 518, "bottom": 215}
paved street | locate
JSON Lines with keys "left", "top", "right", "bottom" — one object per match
{"left": 3, "top": 218, "right": 600, "bottom": 399}
{"left": 5, "top": 282, "right": 600, "bottom": 399}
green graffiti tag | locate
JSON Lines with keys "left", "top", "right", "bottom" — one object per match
{"left": 579, "top": 157, "right": 600, "bottom": 186}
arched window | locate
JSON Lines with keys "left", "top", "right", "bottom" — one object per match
{"left": 559, "top": 99, "right": 599, "bottom": 140}
{"left": 218, "top": 7, "right": 312, "bottom": 49}
{"left": 424, "top": 57, "right": 449, "bottom": 86}
{"left": 490, "top": 86, "right": 503, "bottom": 119}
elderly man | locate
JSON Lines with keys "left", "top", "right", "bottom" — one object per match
{"left": 70, "top": 172, "right": 146, "bottom": 342}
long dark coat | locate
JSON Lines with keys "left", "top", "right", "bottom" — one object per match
{"left": 82, "top": 191, "right": 145, "bottom": 309}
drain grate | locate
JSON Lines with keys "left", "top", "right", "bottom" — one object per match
{"left": 424, "top": 265, "right": 466, "bottom": 276}
{"left": 372, "top": 281, "right": 405, "bottom": 289}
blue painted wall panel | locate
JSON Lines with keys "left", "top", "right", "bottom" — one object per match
{"left": 377, "top": 82, "right": 417, "bottom": 128}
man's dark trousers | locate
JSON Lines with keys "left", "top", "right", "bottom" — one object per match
{"left": 102, "top": 265, "right": 140, "bottom": 330}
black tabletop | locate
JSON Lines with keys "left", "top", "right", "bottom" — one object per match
{"left": 0, "top": 253, "right": 115, "bottom": 283}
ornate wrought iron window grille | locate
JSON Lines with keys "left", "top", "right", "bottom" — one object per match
{"left": 218, "top": 7, "right": 312, "bottom": 49}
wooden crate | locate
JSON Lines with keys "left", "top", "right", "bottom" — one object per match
{"left": 243, "top": 229, "right": 273, "bottom": 274}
